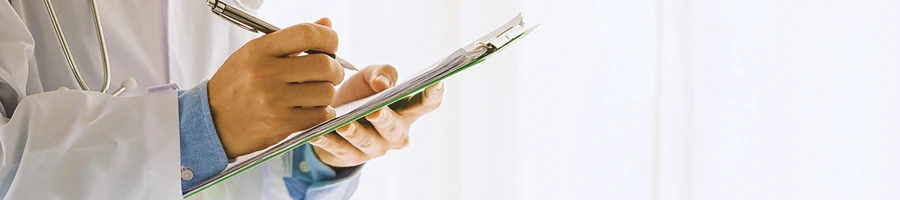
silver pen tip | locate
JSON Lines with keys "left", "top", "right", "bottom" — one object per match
{"left": 336, "top": 57, "right": 358, "bottom": 71}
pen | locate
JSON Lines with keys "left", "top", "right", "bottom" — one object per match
{"left": 207, "top": 0, "right": 358, "bottom": 71}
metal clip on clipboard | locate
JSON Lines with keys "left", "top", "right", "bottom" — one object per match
{"left": 477, "top": 22, "right": 527, "bottom": 54}
{"left": 183, "top": 13, "right": 537, "bottom": 198}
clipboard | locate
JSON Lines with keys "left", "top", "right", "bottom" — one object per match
{"left": 183, "top": 13, "right": 538, "bottom": 197}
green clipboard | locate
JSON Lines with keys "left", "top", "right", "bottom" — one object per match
{"left": 183, "top": 13, "right": 538, "bottom": 198}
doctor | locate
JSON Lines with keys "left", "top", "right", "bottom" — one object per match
{"left": 0, "top": 0, "right": 442, "bottom": 200}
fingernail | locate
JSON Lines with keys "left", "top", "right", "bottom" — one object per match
{"left": 366, "top": 108, "right": 386, "bottom": 122}
{"left": 426, "top": 82, "right": 443, "bottom": 98}
{"left": 375, "top": 75, "right": 392, "bottom": 87}
{"left": 376, "top": 108, "right": 389, "bottom": 121}
{"left": 336, "top": 123, "right": 355, "bottom": 135}
{"left": 311, "top": 137, "right": 324, "bottom": 145}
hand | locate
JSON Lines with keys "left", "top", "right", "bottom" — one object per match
{"left": 309, "top": 64, "right": 445, "bottom": 167}
{"left": 208, "top": 18, "right": 344, "bottom": 158}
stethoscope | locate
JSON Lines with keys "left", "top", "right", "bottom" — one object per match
{"left": 43, "top": 0, "right": 135, "bottom": 96}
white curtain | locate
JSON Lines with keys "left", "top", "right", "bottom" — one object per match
{"left": 258, "top": 0, "right": 900, "bottom": 199}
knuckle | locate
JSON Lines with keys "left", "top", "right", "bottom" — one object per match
{"left": 384, "top": 121, "right": 399, "bottom": 133}
{"left": 324, "top": 107, "right": 337, "bottom": 120}
{"left": 294, "top": 82, "right": 335, "bottom": 106}
{"left": 245, "top": 68, "right": 264, "bottom": 81}
{"left": 323, "top": 83, "right": 336, "bottom": 96}
{"left": 258, "top": 90, "right": 278, "bottom": 105}
{"left": 326, "top": 31, "right": 339, "bottom": 47}
{"left": 288, "top": 23, "right": 317, "bottom": 38}
{"left": 319, "top": 84, "right": 336, "bottom": 105}
{"left": 313, "top": 55, "right": 344, "bottom": 84}
{"left": 244, "top": 38, "right": 266, "bottom": 51}
{"left": 247, "top": 68, "right": 276, "bottom": 86}
{"left": 304, "top": 55, "right": 343, "bottom": 84}
{"left": 333, "top": 61, "right": 345, "bottom": 85}
{"left": 289, "top": 23, "right": 337, "bottom": 51}
{"left": 244, "top": 42, "right": 271, "bottom": 58}
{"left": 312, "top": 25, "right": 337, "bottom": 45}
{"left": 312, "top": 106, "right": 336, "bottom": 122}
{"left": 323, "top": 26, "right": 338, "bottom": 39}
{"left": 331, "top": 148, "right": 347, "bottom": 157}
{"left": 356, "top": 136, "right": 373, "bottom": 149}
{"left": 308, "top": 54, "right": 332, "bottom": 69}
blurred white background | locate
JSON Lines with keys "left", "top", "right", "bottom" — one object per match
{"left": 254, "top": 0, "right": 900, "bottom": 199}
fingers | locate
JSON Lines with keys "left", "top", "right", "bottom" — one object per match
{"left": 365, "top": 108, "right": 409, "bottom": 144}
{"left": 252, "top": 21, "right": 338, "bottom": 57}
{"left": 334, "top": 122, "right": 392, "bottom": 156}
{"left": 363, "top": 65, "right": 399, "bottom": 92}
{"left": 285, "top": 106, "right": 337, "bottom": 132}
{"left": 420, "top": 82, "right": 445, "bottom": 111}
{"left": 309, "top": 117, "right": 410, "bottom": 167}
{"left": 333, "top": 64, "right": 399, "bottom": 106}
{"left": 275, "top": 82, "right": 335, "bottom": 108}
{"left": 397, "top": 82, "right": 444, "bottom": 119}
{"left": 271, "top": 54, "right": 345, "bottom": 85}
{"left": 246, "top": 106, "right": 336, "bottom": 151}
{"left": 309, "top": 133, "right": 368, "bottom": 167}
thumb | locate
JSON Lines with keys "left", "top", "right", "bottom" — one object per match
{"left": 332, "top": 65, "right": 399, "bottom": 106}
{"left": 315, "top": 17, "right": 333, "bottom": 28}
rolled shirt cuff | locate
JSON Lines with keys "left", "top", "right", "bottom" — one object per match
{"left": 178, "top": 81, "right": 228, "bottom": 193}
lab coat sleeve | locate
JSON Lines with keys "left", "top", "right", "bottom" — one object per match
{"left": 283, "top": 144, "right": 363, "bottom": 200}
{"left": 0, "top": 3, "right": 183, "bottom": 199}
{"left": 0, "top": 91, "right": 183, "bottom": 200}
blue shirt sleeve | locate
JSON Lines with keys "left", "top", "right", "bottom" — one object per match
{"left": 178, "top": 81, "right": 228, "bottom": 193}
{"left": 283, "top": 144, "right": 363, "bottom": 200}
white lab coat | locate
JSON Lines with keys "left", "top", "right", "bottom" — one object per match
{"left": 0, "top": 0, "right": 296, "bottom": 199}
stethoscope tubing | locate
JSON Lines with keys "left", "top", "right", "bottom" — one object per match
{"left": 43, "top": 0, "right": 112, "bottom": 93}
